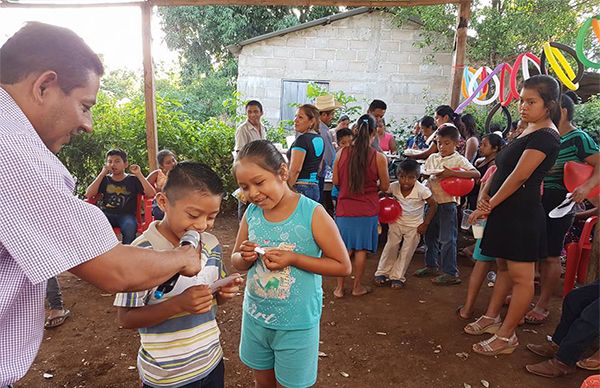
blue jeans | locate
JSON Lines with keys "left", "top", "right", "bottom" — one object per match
{"left": 424, "top": 202, "right": 458, "bottom": 276}
{"left": 46, "top": 276, "right": 63, "bottom": 310}
{"left": 104, "top": 212, "right": 137, "bottom": 245}
{"left": 553, "top": 281, "right": 599, "bottom": 366}
{"left": 143, "top": 359, "right": 224, "bottom": 388}
{"left": 294, "top": 183, "right": 320, "bottom": 202}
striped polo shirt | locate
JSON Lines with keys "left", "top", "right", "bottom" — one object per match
{"left": 543, "top": 129, "right": 599, "bottom": 192}
{"left": 114, "top": 222, "right": 226, "bottom": 387}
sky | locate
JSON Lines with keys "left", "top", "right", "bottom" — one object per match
{"left": 0, "top": 5, "right": 179, "bottom": 73}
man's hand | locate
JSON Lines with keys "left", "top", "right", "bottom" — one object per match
{"left": 129, "top": 164, "right": 142, "bottom": 176}
{"left": 417, "top": 222, "right": 428, "bottom": 235}
{"left": 177, "top": 245, "right": 202, "bottom": 277}
{"left": 174, "top": 285, "right": 213, "bottom": 314}
{"left": 263, "top": 249, "right": 297, "bottom": 271}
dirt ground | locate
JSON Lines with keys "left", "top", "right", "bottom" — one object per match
{"left": 18, "top": 212, "right": 595, "bottom": 388}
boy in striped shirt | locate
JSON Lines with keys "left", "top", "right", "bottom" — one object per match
{"left": 114, "top": 162, "right": 242, "bottom": 388}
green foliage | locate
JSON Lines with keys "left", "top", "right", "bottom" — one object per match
{"left": 305, "top": 82, "right": 363, "bottom": 121}
{"left": 158, "top": 6, "right": 341, "bottom": 81}
{"left": 58, "top": 91, "right": 237, "bottom": 204}
{"left": 574, "top": 94, "right": 600, "bottom": 142}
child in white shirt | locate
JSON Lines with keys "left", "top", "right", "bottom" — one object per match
{"left": 374, "top": 159, "right": 437, "bottom": 288}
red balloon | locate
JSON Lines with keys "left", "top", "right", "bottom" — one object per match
{"left": 440, "top": 172, "right": 475, "bottom": 197}
{"left": 379, "top": 197, "right": 402, "bottom": 224}
{"left": 564, "top": 161, "right": 600, "bottom": 199}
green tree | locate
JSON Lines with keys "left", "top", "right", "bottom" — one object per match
{"left": 158, "top": 6, "right": 341, "bottom": 81}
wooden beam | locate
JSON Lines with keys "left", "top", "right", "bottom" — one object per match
{"left": 450, "top": 0, "right": 470, "bottom": 110}
{"left": 0, "top": 0, "right": 145, "bottom": 8}
{"left": 141, "top": 1, "right": 158, "bottom": 171}
{"left": 150, "top": 0, "right": 458, "bottom": 6}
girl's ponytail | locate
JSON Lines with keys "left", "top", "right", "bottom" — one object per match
{"left": 348, "top": 114, "right": 376, "bottom": 194}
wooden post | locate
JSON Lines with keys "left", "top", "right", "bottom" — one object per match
{"left": 142, "top": 1, "right": 158, "bottom": 171}
{"left": 450, "top": 0, "right": 471, "bottom": 110}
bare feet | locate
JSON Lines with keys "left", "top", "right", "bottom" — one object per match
{"left": 352, "top": 285, "right": 371, "bottom": 296}
{"left": 333, "top": 288, "right": 344, "bottom": 299}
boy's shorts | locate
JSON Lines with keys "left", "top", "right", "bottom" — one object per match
{"left": 473, "top": 238, "right": 495, "bottom": 262}
{"left": 239, "top": 313, "right": 319, "bottom": 388}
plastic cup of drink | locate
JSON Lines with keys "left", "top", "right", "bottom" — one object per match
{"left": 461, "top": 209, "right": 474, "bottom": 230}
{"left": 472, "top": 219, "right": 486, "bottom": 239}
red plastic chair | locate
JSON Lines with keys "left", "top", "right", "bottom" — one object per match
{"left": 85, "top": 194, "right": 154, "bottom": 237}
{"left": 563, "top": 215, "right": 598, "bottom": 296}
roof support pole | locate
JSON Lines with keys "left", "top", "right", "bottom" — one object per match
{"left": 450, "top": 0, "right": 470, "bottom": 109}
{"left": 142, "top": 1, "right": 158, "bottom": 171}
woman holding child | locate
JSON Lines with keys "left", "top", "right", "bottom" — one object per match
{"left": 466, "top": 75, "right": 561, "bottom": 356}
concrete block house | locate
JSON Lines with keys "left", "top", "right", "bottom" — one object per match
{"left": 228, "top": 7, "right": 454, "bottom": 126}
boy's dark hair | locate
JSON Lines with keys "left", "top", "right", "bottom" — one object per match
{"left": 489, "top": 123, "right": 502, "bottom": 133}
{"left": 336, "top": 128, "right": 353, "bottom": 140}
{"left": 368, "top": 99, "right": 387, "bottom": 112}
{"left": 163, "top": 161, "right": 224, "bottom": 202}
{"left": 106, "top": 148, "right": 128, "bottom": 163}
{"left": 437, "top": 125, "right": 460, "bottom": 142}
{"left": 0, "top": 22, "right": 104, "bottom": 94}
{"left": 397, "top": 159, "right": 420, "bottom": 176}
{"left": 419, "top": 115, "right": 435, "bottom": 130}
{"left": 157, "top": 149, "right": 176, "bottom": 166}
{"left": 245, "top": 100, "right": 263, "bottom": 113}
{"left": 234, "top": 140, "right": 286, "bottom": 177}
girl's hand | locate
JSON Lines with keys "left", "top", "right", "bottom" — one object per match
{"left": 239, "top": 241, "right": 259, "bottom": 263}
{"left": 468, "top": 209, "right": 489, "bottom": 224}
{"left": 477, "top": 197, "right": 492, "bottom": 213}
{"left": 263, "top": 249, "right": 297, "bottom": 271}
{"left": 571, "top": 185, "right": 591, "bottom": 203}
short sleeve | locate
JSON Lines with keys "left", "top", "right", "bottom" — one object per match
{"left": 234, "top": 125, "right": 247, "bottom": 151}
{"left": 291, "top": 135, "right": 309, "bottom": 153}
{"left": 573, "top": 131, "right": 599, "bottom": 161}
{"left": 113, "top": 289, "right": 150, "bottom": 308}
{"left": 0, "top": 135, "right": 119, "bottom": 284}
{"left": 458, "top": 155, "right": 476, "bottom": 171}
{"left": 419, "top": 184, "right": 432, "bottom": 200}
{"left": 132, "top": 175, "right": 144, "bottom": 195}
{"left": 526, "top": 129, "right": 560, "bottom": 155}
{"left": 388, "top": 181, "right": 400, "bottom": 196}
{"left": 424, "top": 154, "right": 436, "bottom": 171}
{"left": 98, "top": 176, "right": 108, "bottom": 195}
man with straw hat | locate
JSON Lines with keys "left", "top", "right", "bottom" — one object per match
{"left": 314, "top": 95, "right": 342, "bottom": 206}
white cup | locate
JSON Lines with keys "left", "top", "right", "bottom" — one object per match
{"left": 472, "top": 219, "right": 486, "bottom": 239}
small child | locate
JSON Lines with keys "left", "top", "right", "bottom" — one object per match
{"left": 331, "top": 128, "right": 353, "bottom": 210}
{"left": 113, "top": 162, "right": 242, "bottom": 388}
{"left": 414, "top": 125, "right": 480, "bottom": 285}
{"left": 374, "top": 159, "right": 437, "bottom": 289}
{"left": 232, "top": 140, "right": 351, "bottom": 388}
{"left": 85, "top": 148, "right": 156, "bottom": 244}
{"left": 146, "top": 149, "right": 178, "bottom": 220}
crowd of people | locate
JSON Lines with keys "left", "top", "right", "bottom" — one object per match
{"left": 1, "top": 21, "right": 598, "bottom": 388}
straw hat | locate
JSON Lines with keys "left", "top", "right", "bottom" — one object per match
{"left": 315, "top": 95, "right": 342, "bottom": 112}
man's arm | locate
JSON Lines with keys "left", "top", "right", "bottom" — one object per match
{"left": 69, "top": 244, "right": 201, "bottom": 293}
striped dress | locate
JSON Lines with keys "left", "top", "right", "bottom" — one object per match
{"left": 114, "top": 222, "right": 226, "bottom": 387}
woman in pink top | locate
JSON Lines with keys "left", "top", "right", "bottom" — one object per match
{"left": 376, "top": 117, "right": 397, "bottom": 153}
{"left": 333, "top": 114, "right": 390, "bottom": 297}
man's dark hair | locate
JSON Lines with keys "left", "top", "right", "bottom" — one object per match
{"left": 437, "top": 125, "right": 460, "bottom": 142}
{"left": 106, "top": 149, "right": 128, "bottom": 163}
{"left": 397, "top": 159, "right": 420, "bottom": 177}
{"left": 245, "top": 100, "right": 263, "bottom": 113}
{"left": 164, "top": 162, "right": 224, "bottom": 202}
{"left": 0, "top": 22, "right": 104, "bottom": 94}
{"left": 368, "top": 99, "right": 387, "bottom": 112}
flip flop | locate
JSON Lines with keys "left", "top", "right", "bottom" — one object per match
{"left": 577, "top": 355, "right": 600, "bottom": 371}
{"left": 352, "top": 286, "right": 372, "bottom": 297}
{"left": 45, "top": 309, "right": 70, "bottom": 328}
{"left": 525, "top": 308, "right": 550, "bottom": 325}
{"left": 456, "top": 304, "right": 472, "bottom": 320}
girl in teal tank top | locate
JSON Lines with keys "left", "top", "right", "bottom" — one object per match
{"left": 232, "top": 140, "right": 351, "bottom": 388}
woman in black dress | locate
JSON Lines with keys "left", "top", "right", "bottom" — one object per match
{"left": 464, "top": 75, "right": 561, "bottom": 356}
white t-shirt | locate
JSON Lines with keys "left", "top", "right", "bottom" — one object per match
{"left": 388, "top": 180, "right": 432, "bottom": 227}
{"left": 424, "top": 151, "right": 476, "bottom": 204}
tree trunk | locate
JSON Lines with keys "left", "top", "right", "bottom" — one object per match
{"left": 587, "top": 226, "right": 599, "bottom": 283}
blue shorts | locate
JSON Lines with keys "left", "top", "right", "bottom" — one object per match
{"left": 239, "top": 313, "right": 320, "bottom": 388}
{"left": 473, "top": 238, "right": 495, "bottom": 262}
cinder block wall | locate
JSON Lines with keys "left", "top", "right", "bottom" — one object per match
{"left": 236, "top": 11, "right": 453, "bottom": 127}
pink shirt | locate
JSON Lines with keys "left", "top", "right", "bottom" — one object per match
{"left": 379, "top": 132, "right": 394, "bottom": 152}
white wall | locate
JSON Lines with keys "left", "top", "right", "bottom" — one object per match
{"left": 236, "top": 11, "right": 453, "bottom": 127}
